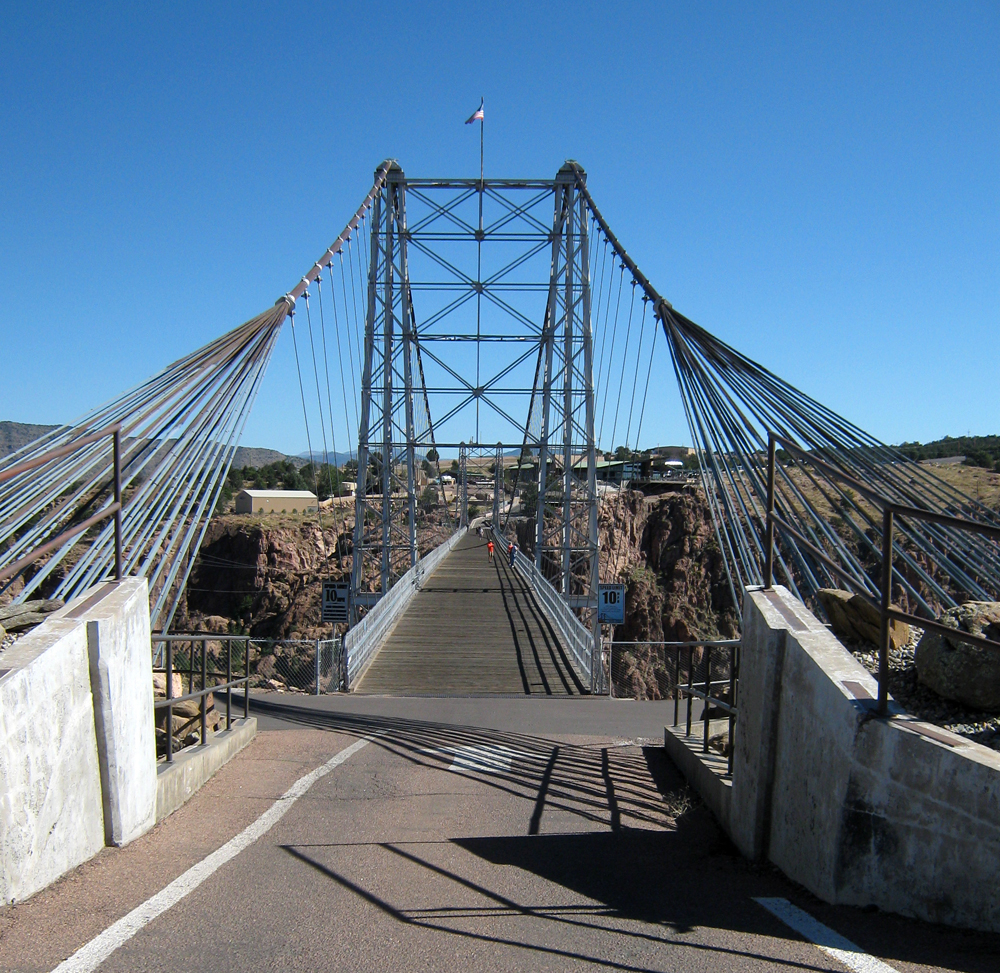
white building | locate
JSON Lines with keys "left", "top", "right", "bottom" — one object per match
{"left": 235, "top": 489, "right": 318, "bottom": 515}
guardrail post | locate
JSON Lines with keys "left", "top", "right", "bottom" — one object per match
{"left": 728, "top": 641, "right": 738, "bottom": 776}
{"left": 764, "top": 434, "right": 776, "bottom": 588}
{"left": 112, "top": 427, "right": 123, "bottom": 580}
{"left": 703, "top": 645, "right": 712, "bottom": 753}
{"left": 673, "top": 645, "right": 680, "bottom": 727}
{"left": 686, "top": 647, "right": 694, "bottom": 737}
{"left": 244, "top": 638, "right": 250, "bottom": 719}
{"left": 878, "top": 506, "right": 894, "bottom": 717}
{"left": 226, "top": 639, "right": 232, "bottom": 730}
{"left": 315, "top": 638, "right": 321, "bottom": 695}
{"left": 200, "top": 638, "right": 208, "bottom": 745}
{"left": 165, "top": 641, "right": 174, "bottom": 763}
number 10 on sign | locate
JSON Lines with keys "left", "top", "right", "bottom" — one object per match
{"left": 598, "top": 584, "right": 626, "bottom": 624}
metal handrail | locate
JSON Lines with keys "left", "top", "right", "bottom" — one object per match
{"left": 151, "top": 634, "right": 251, "bottom": 762}
{"left": 489, "top": 525, "right": 596, "bottom": 690}
{"left": 0, "top": 423, "right": 123, "bottom": 583}
{"left": 606, "top": 638, "right": 741, "bottom": 774}
{"left": 764, "top": 431, "right": 1000, "bottom": 715}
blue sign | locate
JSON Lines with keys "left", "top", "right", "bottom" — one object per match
{"left": 598, "top": 584, "right": 626, "bottom": 624}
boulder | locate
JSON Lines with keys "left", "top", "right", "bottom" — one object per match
{"left": 817, "top": 588, "right": 910, "bottom": 650}
{"left": 2, "top": 612, "right": 49, "bottom": 632}
{"left": 916, "top": 601, "right": 1000, "bottom": 711}
{"left": 152, "top": 671, "right": 184, "bottom": 698}
{"left": 0, "top": 598, "right": 63, "bottom": 623}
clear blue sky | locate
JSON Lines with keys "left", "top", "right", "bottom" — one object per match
{"left": 2, "top": 2, "right": 997, "bottom": 456}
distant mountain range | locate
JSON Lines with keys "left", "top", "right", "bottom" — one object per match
{"left": 0, "top": 421, "right": 60, "bottom": 458}
{"left": 231, "top": 447, "right": 294, "bottom": 468}
{"left": 0, "top": 420, "right": 307, "bottom": 469}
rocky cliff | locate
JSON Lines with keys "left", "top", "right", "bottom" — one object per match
{"left": 598, "top": 486, "right": 739, "bottom": 643}
{"left": 177, "top": 513, "right": 453, "bottom": 640}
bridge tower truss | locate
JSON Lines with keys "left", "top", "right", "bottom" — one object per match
{"left": 348, "top": 162, "right": 599, "bottom": 672}
{"left": 533, "top": 164, "right": 599, "bottom": 641}
{"left": 351, "top": 163, "right": 422, "bottom": 614}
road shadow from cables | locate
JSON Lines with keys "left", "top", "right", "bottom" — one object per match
{"left": 258, "top": 697, "right": 1000, "bottom": 973}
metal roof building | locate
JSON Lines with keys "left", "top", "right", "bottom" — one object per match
{"left": 234, "top": 489, "right": 318, "bottom": 515}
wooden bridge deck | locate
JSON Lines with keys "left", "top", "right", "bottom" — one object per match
{"left": 354, "top": 531, "right": 586, "bottom": 695}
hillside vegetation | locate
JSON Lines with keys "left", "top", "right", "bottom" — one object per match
{"left": 896, "top": 434, "right": 1000, "bottom": 471}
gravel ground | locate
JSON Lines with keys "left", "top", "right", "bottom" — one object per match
{"left": 845, "top": 627, "right": 1000, "bottom": 752}
{"left": 0, "top": 631, "right": 18, "bottom": 665}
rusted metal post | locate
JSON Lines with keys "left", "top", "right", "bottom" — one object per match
{"left": 673, "top": 645, "right": 680, "bottom": 728}
{"left": 703, "top": 645, "right": 712, "bottom": 754}
{"left": 200, "top": 638, "right": 208, "bottom": 745}
{"left": 764, "top": 434, "right": 776, "bottom": 588}
{"left": 727, "top": 641, "right": 738, "bottom": 776}
{"left": 165, "top": 641, "right": 174, "bottom": 763}
{"left": 686, "top": 646, "right": 694, "bottom": 737}
{"left": 878, "top": 506, "right": 894, "bottom": 717}
{"left": 112, "top": 427, "right": 123, "bottom": 580}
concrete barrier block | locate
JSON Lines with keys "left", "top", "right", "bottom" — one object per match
{"left": 730, "top": 586, "right": 792, "bottom": 859}
{"left": 156, "top": 718, "right": 257, "bottom": 822}
{"left": 737, "top": 583, "right": 1000, "bottom": 931}
{"left": 838, "top": 714, "right": 1000, "bottom": 929}
{"left": 0, "top": 619, "right": 105, "bottom": 903}
{"left": 79, "top": 579, "right": 156, "bottom": 846}
{"left": 767, "top": 627, "right": 872, "bottom": 902}
{"left": 663, "top": 721, "right": 732, "bottom": 826}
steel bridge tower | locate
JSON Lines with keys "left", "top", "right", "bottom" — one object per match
{"left": 350, "top": 162, "right": 599, "bottom": 664}
{"left": 351, "top": 162, "right": 420, "bottom": 614}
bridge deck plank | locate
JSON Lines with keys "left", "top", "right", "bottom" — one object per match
{"left": 355, "top": 532, "right": 585, "bottom": 695}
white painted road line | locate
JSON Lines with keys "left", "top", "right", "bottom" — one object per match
{"left": 422, "top": 744, "right": 535, "bottom": 774}
{"left": 754, "top": 897, "right": 901, "bottom": 973}
{"left": 51, "top": 735, "right": 379, "bottom": 973}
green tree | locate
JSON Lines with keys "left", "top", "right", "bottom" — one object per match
{"left": 520, "top": 482, "right": 538, "bottom": 517}
{"left": 426, "top": 446, "right": 439, "bottom": 464}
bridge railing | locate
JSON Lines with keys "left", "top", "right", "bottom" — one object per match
{"left": 344, "top": 527, "right": 467, "bottom": 689}
{"left": 609, "top": 639, "right": 741, "bottom": 774}
{"left": 489, "top": 525, "right": 597, "bottom": 691}
{"left": 763, "top": 432, "right": 1000, "bottom": 716}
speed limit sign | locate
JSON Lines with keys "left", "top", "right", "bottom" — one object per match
{"left": 598, "top": 583, "right": 626, "bottom": 624}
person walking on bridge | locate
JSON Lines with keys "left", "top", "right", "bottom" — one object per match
{"left": 487, "top": 539, "right": 494, "bottom": 562}
{"left": 508, "top": 542, "right": 517, "bottom": 569}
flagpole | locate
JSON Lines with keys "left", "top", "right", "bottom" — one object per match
{"left": 477, "top": 97, "right": 483, "bottom": 441}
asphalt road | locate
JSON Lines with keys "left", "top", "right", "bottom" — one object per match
{"left": 1, "top": 695, "right": 997, "bottom": 973}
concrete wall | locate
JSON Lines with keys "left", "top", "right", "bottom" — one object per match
{"left": 2, "top": 580, "right": 158, "bottom": 902}
{"left": 1, "top": 577, "right": 258, "bottom": 904}
{"left": 731, "top": 585, "right": 1000, "bottom": 932}
{"left": 0, "top": 619, "right": 105, "bottom": 903}
{"left": 80, "top": 580, "right": 157, "bottom": 846}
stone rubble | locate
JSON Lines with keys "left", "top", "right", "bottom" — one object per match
{"left": 846, "top": 626, "right": 1000, "bottom": 752}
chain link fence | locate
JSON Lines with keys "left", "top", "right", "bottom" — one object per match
{"left": 248, "top": 637, "right": 342, "bottom": 694}
{"left": 151, "top": 635, "right": 343, "bottom": 759}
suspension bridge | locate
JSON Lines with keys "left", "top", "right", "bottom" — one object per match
{"left": 4, "top": 161, "right": 1000, "bottom": 970}
{"left": 3, "top": 158, "right": 998, "bottom": 697}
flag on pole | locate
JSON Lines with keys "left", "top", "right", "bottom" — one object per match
{"left": 465, "top": 98, "right": 484, "bottom": 124}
